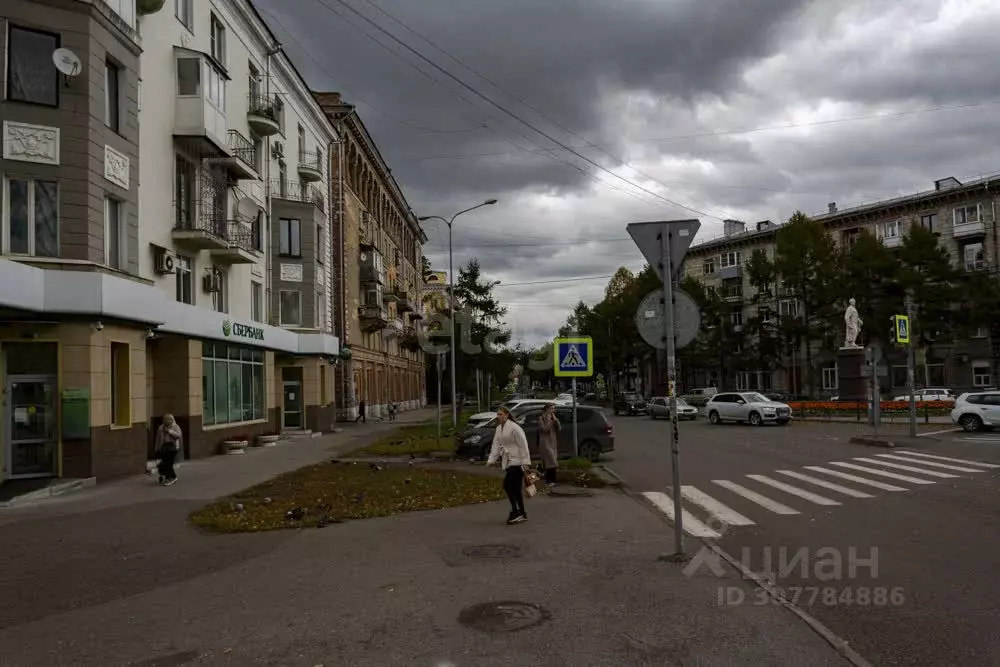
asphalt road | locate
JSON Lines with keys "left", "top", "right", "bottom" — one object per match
{"left": 604, "top": 412, "right": 1000, "bottom": 667}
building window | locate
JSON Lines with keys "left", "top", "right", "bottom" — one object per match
{"left": 954, "top": 205, "right": 980, "bottom": 226}
{"left": 963, "top": 243, "right": 984, "bottom": 271}
{"left": 251, "top": 211, "right": 263, "bottom": 251}
{"left": 278, "top": 161, "right": 288, "bottom": 197}
{"left": 175, "top": 57, "right": 200, "bottom": 96}
{"left": 204, "top": 59, "right": 226, "bottom": 110}
{"left": 279, "top": 218, "right": 301, "bottom": 256}
{"left": 297, "top": 124, "right": 306, "bottom": 157}
{"left": 316, "top": 289, "right": 325, "bottom": 329}
{"left": 321, "top": 364, "right": 329, "bottom": 404}
{"left": 174, "top": 154, "right": 195, "bottom": 228}
{"left": 110, "top": 342, "right": 131, "bottom": 427}
{"left": 892, "top": 365, "right": 907, "bottom": 389}
{"left": 877, "top": 220, "right": 899, "bottom": 239}
{"left": 6, "top": 26, "right": 60, "bottom": 107}
{"left": 4, "top": 178, "right": 58, "bottom": 257}
{"left": 920, "top": 213, "right": 938, "bottom": 232}
{"left": 212, "top": 270, "right": 228, "bottom": 314}
{"left": 280, "top": 290, "right": 301, "bottom": 326}
{"left": 317, "top": 224, "right": 324, "bottom": 264}
{"left": 105, "top": 60, "right": 121, "bottom": 132}
{"left": 175, "top": 255, "right": 193, "bottom": 304}
{"left": 103, "top": 0, "right": 136, "bottom": 28}
{"left": 730, "top": 310, "right": 743, "bottom": 327}
{"left": 104, "top": 197, "right": 124, "bottom": 270}
{"left": 822, "top": 366, "right": 837, "bottom": 391}
{"left": 251, "top": 281, "right": 263, "bottom": 322}
{"left": 758, "top": 306, "right": 774, "bottom": 323}
{"left": 175, "top": 0, "right": 193, "bottom": 30}
{"left": 778, "top": 299, "right": 799, "bottom": 318}
{"left": 248, "top": 63, "right": 260, "bottom": 99}
{"left": 210, "top": 14, "right": 226, "bottom": 66}
{"left": 251, "top": 134, "right": 263, "bottom": 172}
{"left": 720, "top": 251, "right": 742, "bottom": 268}
{"left": 202, "top": 342, "right": 264, "bottom": 426}
{"left": 973, "top": 363, "right": 991, "bottom": 388}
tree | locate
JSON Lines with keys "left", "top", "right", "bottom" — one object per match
{"left": 840, "top": 229, "right": 900, "bottom": 346}
{"left": 743, "top": 248, "right": 783, "bottom": 375}
{"left": 772, "top": 211, "right": 841, "bottom": 396}
{"left": 453, "top": 259, "right": 511, "bottom": 392}
{"left": 420, "top": 255, "right": 433, "bottom": 280}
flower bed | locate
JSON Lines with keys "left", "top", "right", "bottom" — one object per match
{"left": 788, "top": 400, "right": 953, "bottom": 417}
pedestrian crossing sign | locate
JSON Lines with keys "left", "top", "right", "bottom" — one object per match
{"left": 554, "top": 337, "right": 594, "bottom": 377}
{"left": 894, "top": 314, "right": 910, "bottom": 345}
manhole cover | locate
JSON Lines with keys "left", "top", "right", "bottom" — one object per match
{"left": 458, "top": 601, "right": 550, "bottom": 633}
{"left": 462, "top": 544, "right": 522, "bottom": 559}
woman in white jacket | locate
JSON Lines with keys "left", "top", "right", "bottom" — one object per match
{"left": 486, "top": 406, "right": 532, "bottom": 524}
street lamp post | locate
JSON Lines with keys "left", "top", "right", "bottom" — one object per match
{"left": 418, "top": 199, "right": 497, "bottom": 426}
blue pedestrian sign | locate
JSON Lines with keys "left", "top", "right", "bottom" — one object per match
{"left": 554, "top": 337, "right": 594, "bottom": 377}
{"left": 894, "top": 314, "right": 910, "bottom": 345}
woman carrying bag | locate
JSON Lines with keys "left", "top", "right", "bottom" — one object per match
{"left": 538, "top": 403, "right": 561, "bottom": 487}
{"left": 486, "top": 407, "right": 533, "bottom": 524}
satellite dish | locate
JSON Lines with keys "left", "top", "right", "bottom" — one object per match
{"left": 53, "top": 48, "right": 82, "bottom": 78}
{"left": 235, "top": 197, "right": 257, "bottom": 222}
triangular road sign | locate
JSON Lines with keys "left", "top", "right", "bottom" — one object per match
{"left": 560, "top": 344, "right": 586, "bottom": 368}
{"left": 626, "top": 220, "right": 701, "bottom": 284}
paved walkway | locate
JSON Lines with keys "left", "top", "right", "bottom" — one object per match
{"left": 0, "top": 406, "right": 850, "bottom": 665}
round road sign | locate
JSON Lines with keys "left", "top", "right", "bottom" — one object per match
{"left": 635, "top": 288, "right": 701, "bottom": 350}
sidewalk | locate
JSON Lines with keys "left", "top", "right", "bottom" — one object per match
{"left": 0, "top": 407, "right": 439, "bottom": 523}
{"left": 0, "top": 487, "right": 846, "bottom": 666}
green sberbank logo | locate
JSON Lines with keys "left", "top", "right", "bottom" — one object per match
{"left": 222, "top": 319, "right": 265, "bottom": 341}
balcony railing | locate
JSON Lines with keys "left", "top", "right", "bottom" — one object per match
{"left": 227, "top": 130, "right": 258, "bottom": 175}
{"left": 270, "top": 179, "right": 325, "bottom": 212}
{"left": 175, "top": 207, "right": 227, "bottom": 237}
{"left": 298, "top": 149, "right": 323, "bottom": 182}
{"left": 247, "top": 94, "right": 281, "bottom": 136}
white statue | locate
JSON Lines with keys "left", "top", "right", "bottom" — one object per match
{"left": 843, "top": 298, "right": 863, "bottom": 348}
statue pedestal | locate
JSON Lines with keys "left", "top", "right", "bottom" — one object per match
{"left": 836, "top": 346, "right": 868, "bottom": 401}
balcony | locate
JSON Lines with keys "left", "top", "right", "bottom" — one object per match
{"left": 270, "top": 179, "right": 325, "bottom": 213}
{"left": 953, "top": 220, "right": 986, "bottom": 239}
{"left": 247, "top": 94, "right": 281, "bottom": 136}
{"left": 209, "top": 220, "right": 262, "bottom": 265}
{"left": 719, "top": 264, "right": 742, "bottom": 280}
{"left": 399, "top": 326, "right": 421, "bottom": 352}
{"left": 382, "top": 317, "right": 404, "bottom": 338}
{"left": 397, "top": 291, "right": 416, "bottom": 313}
{"left": 214, "top": 130, "right": 259, "bottom": 181}
{"left": 964, "top": 259, "right": 989, "bottom": 273}
{"left": 879, "top": 234, "right": 902, "bottom": 248}
{"left": 409, "top": 303, "right": 425, "bottom": 320}
{"left": 723, "top": 287, "right": 743, "bottom": 303}
{"left": 359, "top": 304, "right": 388, "bottom": 332}
{"left": 382, "top": 285, "right": 399, "bottom": 304}
{"left": 172, "top": 208, "right": 230, "bottom": 251}
{"left": 173, "top": 48, "right": 230, "bottom": 155}
{"left": 298, "top": 149, "right": 323, "bottom": 182}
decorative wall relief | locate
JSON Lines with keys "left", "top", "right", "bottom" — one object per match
{"left": 104, "top": 145, "right": 130, "bottom": 189}
{"left": 3, "top": 121, "right": 60, "bottom": 165}
{"left": 280, "top": 263, "right": 303, "bottom": 282}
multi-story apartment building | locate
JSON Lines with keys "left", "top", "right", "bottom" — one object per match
{"left": 315, "top": 92, "right": 426, "bottom": 420}
{"left": 0, "top": 0, "right": 339, "bottom": 489}
{"left": 681, "top": 175, "right": 1000, "bottom": 396}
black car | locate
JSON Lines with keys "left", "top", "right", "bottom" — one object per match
{"left": 613, "top": 392, "right": 647, "bottom": 416}
{"left": 455, "top": 404, "right": 615, "bottom": 462}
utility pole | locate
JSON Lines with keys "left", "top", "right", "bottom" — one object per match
{"left": 659, "top": 229, "right": 685, "bottom": 560}
{"left": 436, "top": 353, "right": 443, "bottom": 446}
{"left": 906, "top": 294, "right": 917, "bottom": 438}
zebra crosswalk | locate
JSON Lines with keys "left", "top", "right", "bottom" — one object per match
{"left": 641, "top": 450, "right": 999, "bottom": 540}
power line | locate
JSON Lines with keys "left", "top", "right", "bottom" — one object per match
{"left": 350, "top": 0, "right": 735, "bottom": 220}
{"left": 496, "top": 274, "right": 618, "bottom": 287}
{"left": 318, "top": 0, "right": 727, "bottom": 221}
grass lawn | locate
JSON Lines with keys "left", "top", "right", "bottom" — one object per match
{"left": 189, "top": 460, "right": 506, "bottom": 533}
{"left": 351, "top": 409, "right": 477, "bottom": 457}
{"left": 552, "top": 457, "right": 609, "bottom": 488}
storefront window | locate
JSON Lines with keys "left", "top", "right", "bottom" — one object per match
{"left": 203, "top": 342, "right": 265, "bottom": 426}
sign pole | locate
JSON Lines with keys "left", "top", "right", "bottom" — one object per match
{"left": 905, "top": 298, "right": 917, "bottom": 438}
{"left": 572, "top": 377, "right": 579, "bottom": 457}
{"left": 436, "top": 353, "right": 443, "bottom": 447}
{"left": 660, "top": 229, "right": 686, "bottom": 560}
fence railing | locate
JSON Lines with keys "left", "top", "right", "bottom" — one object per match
{"left": 227, "top": 130, "right": 258, "bottom": 173}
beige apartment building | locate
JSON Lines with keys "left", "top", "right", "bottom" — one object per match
{"left": 681, "top": 175, "right": 1000, "bottom": 396}
{"left": 315, "top": 93, "right": 427, "bottom": 420}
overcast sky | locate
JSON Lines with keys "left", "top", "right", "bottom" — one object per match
{"left": 256, "top": 0, "right": 1000, "bottom": 347}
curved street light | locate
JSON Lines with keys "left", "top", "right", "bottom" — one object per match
{"left": 418, "top": 199, "right": 497, "bottom": 425}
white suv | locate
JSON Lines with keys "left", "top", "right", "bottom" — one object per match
{"left": 951, "top": 392, "right": 1000, "bottom": 432}
{"left": 893, "top": 388, "right": 955, "bottom": 403}
{"left": 705, "top": 392, "right": 792, "bottom": 426}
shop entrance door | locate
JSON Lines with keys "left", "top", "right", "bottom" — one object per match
{"left": 4, "top": 375, "right": 58, "bottom": 479}
{"left": 282, "top": 367, "right": 304, "bottom": 429}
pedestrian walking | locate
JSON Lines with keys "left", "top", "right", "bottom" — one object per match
{"left": 538, "top": 403, "right": 561, "bottom": 486}
{"left": 486, "top": 406, "right": 532, "bottom": 524}
{"left": 155, "top": 414, "right": 182, "bottom": 486}
{"left": 355, "top": 398, "right": 366, "bottom": 423}
{"left": 388, "top": 402, "right": 397, "bottom": 422}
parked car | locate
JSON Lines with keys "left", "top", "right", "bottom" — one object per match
{"left": 705, "top": 391, "right": 792, "bottom": 426}
{"left": 893, "top": 388, "right": 955, "bottom": 403}
{"left": 647, "top": 397, "right": 698, "bottom": 420}
{"left": 554, "top": 393, "right": 576, "bottom": 405}
{"left": 950, "top": 391, "right": 1000, "bottom": 432}
{"left": 613, "top": 392, "right": 648, "bottom": 416}
{"left": 455, "top": 404, "right": 615, "bottom": 462}
{"left": 679, "top": 387, "right": 718, "bottom": 407}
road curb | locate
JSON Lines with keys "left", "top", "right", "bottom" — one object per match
{"left": 707, "top": 544, "right": 873, "bottom": 667}
{"left": 597, "top": 465, "right": 626, "bottom": 487}
{"left": 848, "top": 436, "right": 895, "bottom": 448}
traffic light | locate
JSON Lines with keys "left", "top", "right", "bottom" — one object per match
{"left": 888, "top": 316, "right": 896, "bottom": 344}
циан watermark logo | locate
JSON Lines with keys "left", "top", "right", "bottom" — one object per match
{"left": 222, "top": 319, "right": 232, "bottom": 337}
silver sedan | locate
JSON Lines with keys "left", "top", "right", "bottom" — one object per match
{"left": 648, "top": 397, "right": 698, "bottom": 420}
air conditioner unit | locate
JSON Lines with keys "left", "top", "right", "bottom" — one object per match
{"left": 155, "top": 250, "right": 176, "bottom": 274}
{"left": 272, "top": 141, "right": 284, "bottom": 157}
{"left": 203, "top": 273, "right": 222, "bottom": 293}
